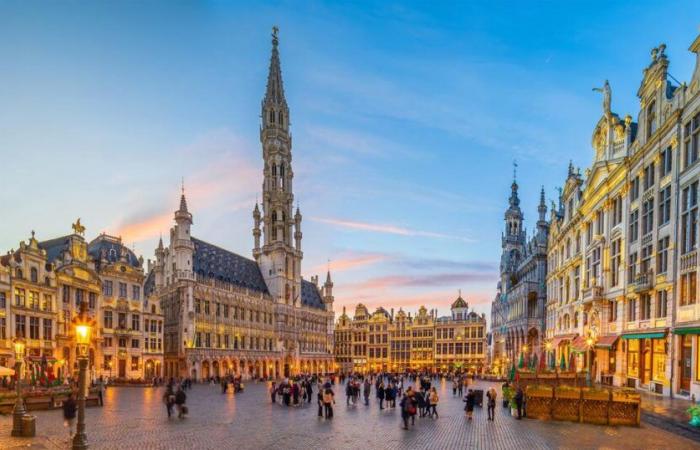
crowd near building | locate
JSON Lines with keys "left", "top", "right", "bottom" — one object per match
{"left": 0, "top": 225, "right": 164, "bottom": 382}
{"left": 489, "top": 33, "right": 700, "bottom": 400}
{"left": 334, "top": 295, "right": 488, "bottom": 374}
{"left": 0, "top": 29, "right": 334, "bottom": 384}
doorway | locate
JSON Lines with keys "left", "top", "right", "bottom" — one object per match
{"left": 118, "top": 359, "right": 126, "bottom": 378}
{"left": 680, "top": 335, "right": 692, "bottom": 393}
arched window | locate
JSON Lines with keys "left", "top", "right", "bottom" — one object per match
{"left": 574, "top": 312, "right": 579, "bottom": 328}
{"left": 30, "top": 267, "right": 38, "bottom": 283}
{"left": 280, "top": 163, "right": 285, "bottom": 177}
{"left": 269, "top": 110, "right": 275, "bottom": 123}
{"left": 646, "top": 100, "right": 656, "bottom": 139}
{"left": 272, "top": 211, "right": 277, "bottom": 222}
{"left": 16, "top": 268, "right": 23, "bottom": 279}
{"left": 271, "top": 164, "right": 277, "bottom": 176}
{"left": 278, "top": 111, "right": 283, "bottom": 125}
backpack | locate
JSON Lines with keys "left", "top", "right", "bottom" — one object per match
{"left": 323, "top": 390, "right": 333, "bottom": 403}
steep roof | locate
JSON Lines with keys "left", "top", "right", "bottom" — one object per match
{"left": 38, "top": 235, "right": 72, "bottom": 263}
{"left": 301, "top": 279, "right": 324, "bottom": 309}
{"left": 451, "top": 295, "right": 468, "bottom": 309}
{"left": 143, "top": 270, "right": 155, "bottom": 298}
{"left": 191, "top": 237, "right": 269, "bottom": 294}
{"left": 87, "top": 235, "right": 141, "bottom": 268}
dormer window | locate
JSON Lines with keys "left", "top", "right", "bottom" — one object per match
{"left": 646, "top": 100, "right": 656, "bottom": 139}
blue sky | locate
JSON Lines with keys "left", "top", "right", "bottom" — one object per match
{"left": 1, "top": 1, "right": 699, "bottom": 320}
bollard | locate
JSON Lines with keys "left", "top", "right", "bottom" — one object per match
{"left": 21, "top": 415, "right": 36, "bottom": 437}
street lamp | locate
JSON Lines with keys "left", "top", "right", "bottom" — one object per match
{"left": 72, "top": 300, "right": 95, "bottom": 450}
{"left": 11, "top": 335, "right": 26, "bottom": 437}
{"left": 585, "top": 332, "right": 596, "bottom": 387}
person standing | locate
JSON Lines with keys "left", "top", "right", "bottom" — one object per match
{"left": 429, "top": 387, "right": 439, "bottom": 418}
{"left": 377, "top": 382, "right": 386, "bottom": 410}
{"left": 323, "top": 387, "right": 335, "bottom": 419}
{"left": 270, "top": 382, "right": 277, "bottom": 403}
{"left": 399, "top": 387, "right": 416, "bottom": 430}
{"left": 486, "top": 386, "right": 497, "bottom": 421}
{"left": 346, "top": 380, "right": 353, "bottom": 406}
{"left": 514, "top": 386, "right": 524, "bottom": 420}
{"left": 363, "top": 379, "right": 371, "bottom": 406}
{"left": 464, "top": 389, "right": 475, "bottom": 421}
{"left": 452, "top": 378, "right": 459, "bottom": 396}
{"left": 175, "top": 387, "right": 187, "bottom": 419}
{"left": 63, "top": 393, "right": 77, "bottom": 439}
{"left": 317, "top": 384, "right": 324, "bottom": 417}
{"left": 306, "top": 380, "right": 313, "bottom": 404}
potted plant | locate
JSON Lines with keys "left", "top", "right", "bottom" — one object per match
{"left": 688, "top": 404, "right": 700, "bottom": 427}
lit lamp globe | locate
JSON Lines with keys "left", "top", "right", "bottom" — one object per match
{"left": 545, "top": 342, "right": 552, "bottom": 351}
{"left": 13, "top": 336, "right": 25, "bottom": 360}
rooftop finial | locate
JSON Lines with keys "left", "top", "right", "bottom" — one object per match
{"left": 513, "top": 160, "right": 518, "bottom": 183}
{"left": 181, "top": 176, "right": 185, "bottom": 195}
{"left": 272, "top": 25, "right": 279, "bottom": 46}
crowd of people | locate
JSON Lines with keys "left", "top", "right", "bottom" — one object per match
{"left": 270, "top": 376, "right": 316, "bottom": 406}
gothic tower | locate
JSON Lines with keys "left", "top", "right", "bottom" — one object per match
{"left": 254, "top": 27, "right": 303, "bottom": 306}
{"left": 500, "top": 170, "right": 525, "bottom": 292}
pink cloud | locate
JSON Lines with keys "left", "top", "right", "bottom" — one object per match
{"left": 308, "top": 251, "right": 391, "bottom": 275}
{"left": 347, "top": 272, "right": 496, "bottom": 291}
{"left": 310, "top": 216, "right": 473, "bottom": 242}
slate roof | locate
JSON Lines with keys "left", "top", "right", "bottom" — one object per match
{"left": 301, "top": 279, "right": 324, "bottom": 309}
{"left": 87, "top": 236, "right": 141, "bottom": 268}
{"left": 144, "top": 270, "right": 155, "bottom": 298}
{"left": 191, "top": 237, "right": 269, "bottom": 294}
{"left": 38, "top": 236, "right": 72, "bottom": 263}
{"left": 451, "top": 295, "right": 468, "bottom": 309}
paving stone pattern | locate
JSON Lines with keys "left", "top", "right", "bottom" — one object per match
{"left": 0, "top": 379, "right": 697, "bottom": 450}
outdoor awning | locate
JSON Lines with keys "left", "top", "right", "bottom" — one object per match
{"left": 550, "top": 334, "right": 577, "bottom": 347}
{"left": 621, "top": 332, "right": 665, "bottom": 340}
{"left": 571, "top": 336, "right": 588, "bottom": 353}
{"left": 674, "top": 327, "right": 700, "bottom": 335}
{"left": 595, "top": 335, "right": 619, "bottom": 349}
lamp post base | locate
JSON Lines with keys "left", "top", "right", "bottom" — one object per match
{"left": 11, "top": 360, "right": 25, "bottom": 437}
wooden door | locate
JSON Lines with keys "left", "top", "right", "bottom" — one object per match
{"left": 118, "top": 359, "right": 126, "bottom": 378}
{"left": 681, "top": 335, "right": 692, "bottom": 392}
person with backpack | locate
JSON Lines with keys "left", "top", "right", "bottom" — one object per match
{"left": 486, "top": 386, "right": 497, "bottom": 421}
{"left": 322, "top": 387, "right": 335, "bottom": 418}
{"left": 429, "top": 387, "right": 439, "bottom": 418}
{"left": 399, "top": 387, "right": 417, "bottom": 430}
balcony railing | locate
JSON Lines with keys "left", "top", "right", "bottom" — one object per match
{"left": 681, "top": 250, "right": 697, "bottom": 272}
{"left": 633, "top": 270, "right": 653, "bottom": 293}
{"left": 582, "top": 285, "right": 604, "bottom": 302}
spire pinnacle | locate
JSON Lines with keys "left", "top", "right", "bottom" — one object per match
{"left": 264, "top": 26, "right": 286, "bottom": 106}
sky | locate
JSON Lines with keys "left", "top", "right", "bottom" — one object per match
{"left": 1, "top": 1, "right": 699, "bottom": 323}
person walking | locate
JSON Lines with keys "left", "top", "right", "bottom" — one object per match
{"left": 486, "top": 386, "right": 497, "bottom": 421}
{"left": 429, "top": 387, "right": 439, "bottom": 418}
{"left": 377, "top": 382, "right": 386, "bottom": 410}
{"left": 322, "top": 386, "right": 335, "bottom": 419}
{"left": 306, "top": 380, "right": 313, "bottom": 404}
{"left": 62, "top": 393, "right": 77, "bottom": 439}
{"left": 363, "top": 379, "right": 371, "bottom": 406}
{"left": 514, "top": 386, "right": 524, "bottom": 420}
{"left": 399, "top": 387, "right": 417, "bottom": 430}
{"left": 163, "top": 385, "right": 175, "bottom": 418}
{"left": 452, "top": 378, "right": 458, "bottom": 396}
{"left": 464, "top": 389, "right": 475, "bottom": 421}
{"left": 346, "top": 380, "right": 353, "bottom": 406}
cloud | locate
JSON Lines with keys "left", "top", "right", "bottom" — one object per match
{"left": 397, "top": 257, "right": 498, "bottom": 272}
{"left": 348, "top": 271, "right": 497, "bottom": 291}
{"left": 308, "top": 251, "right": 391, "bottom": 275}
{"left": 311, "top": 216, "right": 473, "bottom": 242}
{"left": 305, "top": 125, "right": 420, "bottom": 160}
{"left": 112, "top": 128, "right": 260, "bottom": 243}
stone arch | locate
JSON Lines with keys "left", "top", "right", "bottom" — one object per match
{"left": 201, "top": 360, "right": 211, "bottom": 380}
{"left": 212, "top": 360, "right": 220, "bottom": 378}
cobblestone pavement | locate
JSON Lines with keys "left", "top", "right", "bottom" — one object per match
{"left": 0, "top": 379, "right": 697, "bottom": 450}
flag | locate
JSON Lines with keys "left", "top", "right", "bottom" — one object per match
{"left": 508, "top": 363, "right": 516, "bottom": 381}
{"left": 560, "top": 353, "right": 566, "bottom": 370}
{"left": 518, "top": 353, "right": 524, "bottom": 369}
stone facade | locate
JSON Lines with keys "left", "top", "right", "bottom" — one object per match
{"left": 334, "top": 297, "right": 487, "bottom": 373}
{"left": 153, "top": 29, "right": 334, "bottom": 381}
{"left": 0, "top": 225, "right": 164, "bottom": 382}
{"left": 545, "top": 34, "right": 700, "bottom": 399}
{"left": 489, "top": 176, "right": 549, "bottom": 374}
